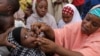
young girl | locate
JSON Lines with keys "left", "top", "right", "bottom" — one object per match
{"left": 8, "top": 27, "right": 45, "bottom": 56}
{"left": 58, "top": 4, "right": 82, "bottom": 28}
{"left": 26, "top": 0, "right": 57, "bottom": 29}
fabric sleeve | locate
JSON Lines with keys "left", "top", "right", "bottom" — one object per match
{"left": 54, "top": 26, "right": 72, "bottom": 48}
{"left": 74, "top": 38, "right": 100, "bottom": 56}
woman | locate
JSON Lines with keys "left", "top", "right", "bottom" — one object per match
{"left": 26, "top": 0, "right": 57, "bottom": 29}
{"left": 58, "top": 4, "right": 82, "bottom": 28}
{"left": 32, "top": 6, "right": 100, "bottom": 56}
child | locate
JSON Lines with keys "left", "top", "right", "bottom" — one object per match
{"left": 0, "top": 0, "right": 20, "bottom": 16}
{"left": 0, "top": 0, "right": 20, "bottom": 56}
{"left": 58, "top": 4, "right": 82, "bottom": 28}
{"left": 8, "top": 27, "right": 45, "bottom": 56}
{"left": 0, "top": 15, "right": 14, "bottom": 56}
{"left": 26, "top": 0, "right": 57, "bottom": 29}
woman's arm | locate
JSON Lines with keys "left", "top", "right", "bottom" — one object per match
{"left": 37, "top": 37, "right": 83, "bottom": 56}
{"left": 55, "top": 45, "right": 83, "bottom": 56}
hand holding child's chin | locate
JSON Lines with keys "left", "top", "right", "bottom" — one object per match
{"left": 36, "top": 37, "right": 57, "bottom": 53}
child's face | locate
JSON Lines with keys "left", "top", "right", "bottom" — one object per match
{"left": 20, "top": 28, "right": 38, "bottom": 48}
{"left": 36, "top": 0, "right": 48, "bottom": 17}
{"left": 0, "top": 16, "right": 14, "bottom": 34}
{"left": 81, "top": 13, "right": 100, "bottom": 35}
{"left": 62, "top": 13, "right": 73, "bottom": 23}
{"left": 0, "top": 0, "right": 9, "bottom": 14}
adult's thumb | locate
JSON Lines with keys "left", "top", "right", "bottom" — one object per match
{"left": 6, "top": 42, "right": 16, "bottom": 48}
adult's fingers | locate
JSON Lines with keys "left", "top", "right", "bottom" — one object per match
{"left": 31, "top": 22, "right": 42, "bottom": 30}
{"left": 36, "top": 37, "right": 52, "bottom": 45}
{"left": 5, "top": 27, "right": 16, "bottom": 48}
{"left": 31, "top": 22, "right": 48, "bottom": 31}
{"left": 5, "top": 41, "right": 16, "bottom": 48}
{"left": 0, "top": 29, "right": 16, "bottom": 48}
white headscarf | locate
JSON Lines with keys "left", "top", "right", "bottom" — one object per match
{"left": 64, "top": 4, "right": 82, "bottom": 23}
{"left": 26, "top": 0, "right": 57, "bottom": 29}
{"left": 58, "top": 4, "right": 82, "bottom": 28}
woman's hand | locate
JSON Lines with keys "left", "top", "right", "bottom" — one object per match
{"left": 31, "top": 22, "right": 55, "bottom": 41}
{"left": 0, "top": 28, "right": 16, "bottom": 48}
{"left": 36, "top": 37, "right": 83, "bottom": 56}
{"left": 36, "top": 37, "right": 58, "bottom": 53}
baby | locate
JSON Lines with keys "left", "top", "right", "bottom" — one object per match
{"left": 8, "top": 27, "right": 45, "bottom": 56}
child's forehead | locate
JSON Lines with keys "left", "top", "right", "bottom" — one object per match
{"left": 22, "top": 28, "right": 29, "bottom": 31}
{"left": 22, "top": 28, "right": 34, "bottom": 33}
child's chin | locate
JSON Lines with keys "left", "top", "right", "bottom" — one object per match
{"left": 29, "top": 44, "right": 39, "bottom": 48}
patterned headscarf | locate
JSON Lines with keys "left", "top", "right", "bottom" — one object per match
{"left": 8, "top": 27, "right": 46, "bottom": 56}
{"left": 62, "top": 6, "right": 74, "bottom": 15}
{"left": 89, "top": 7, "right": 100, "bottom": 18}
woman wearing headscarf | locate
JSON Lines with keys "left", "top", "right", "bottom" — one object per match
{"left": 58, "top": 4, "right": 82, "bottom": 28}
{"left": 31, "top": 5, "right": 100, "bottom": 56}
{"left": 26, "top": 0, "right": 57, "bottom": 29}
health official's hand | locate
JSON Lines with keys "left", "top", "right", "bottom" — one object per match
{"left": 31, "top": 22, "right": 55, "bottom": 41}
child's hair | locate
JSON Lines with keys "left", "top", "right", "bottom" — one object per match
{"left": 0, "top": 15, "right": 14, "bottom": 34}
{"left": 7, "top": 0, "right": 20, "bottom": 15}
{"left": 12, "top": 27, "right": 22, "bottom": 44}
